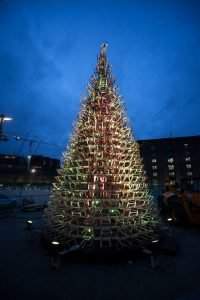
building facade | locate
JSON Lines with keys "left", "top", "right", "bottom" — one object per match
{"left": 0, "top": 135, "right": 200, "bottom": 191}
{"left": 0, "top": 154, "right": 59, "bottom": 185}
{"left": 138, "top": 135, "right": 200, "bottom": 191}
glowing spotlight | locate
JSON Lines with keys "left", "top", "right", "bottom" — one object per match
{"left": 26, "top": 220, "right": 33, "bottom": 231}
{"left": 167, "top": 217, "right": 173, "bottom": 222}
{"left": 27, "top": 220, "right": 32, "bottom": 224}
{"left": 0, "top": 115, "right": 13, "bottom": 122}
{"left": 51, "top": 241, "right": 60, "bottom": 245}
{"left": 152, "top": 239, "right": 159, "bottom": 243}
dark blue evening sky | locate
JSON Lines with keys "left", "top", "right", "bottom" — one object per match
{"left": 0, "top": 0, "right": 200, "bottom": 158}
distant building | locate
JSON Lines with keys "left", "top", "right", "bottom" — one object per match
{"left": 138, "top": 135, "right": 200, "bottom": 191}
{"left": 1, "top": 135, "right": 200, "bottom": 191}
{"left": 0, "top": 154, "right": 59, "bottom": 185}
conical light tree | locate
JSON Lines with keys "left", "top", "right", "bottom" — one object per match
{"left": 44, "top": 44, "right": 159, "bottom": 250}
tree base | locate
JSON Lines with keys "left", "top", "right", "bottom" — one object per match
{"left": 41, "top": 228, "right": 176, "bottom": 264}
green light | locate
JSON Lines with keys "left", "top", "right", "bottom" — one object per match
{"left": 92, "top": 199, "right": 100, "bottom": 207}
{"left": 82, "top": 227, "right": 94, "bottom": 240}
{"left": 142, "top": 220, "right": 149, "bottom": 225}
{"left": 110, "top": 209, "right": 120, "bottom": 215}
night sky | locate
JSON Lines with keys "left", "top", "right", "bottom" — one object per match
{"left": 0, "top": 0, "right": 200, "bottom": 158}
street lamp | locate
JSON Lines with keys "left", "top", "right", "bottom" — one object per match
{"left": 27, "top": 155, "right": 32, "bottom": 171}
{"left": 0, "top": 114, "right": 13, "bottom": 141}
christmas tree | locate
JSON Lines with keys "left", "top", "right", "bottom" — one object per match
{"left": 44, "top": 44, "right": 159, "bottom": 251}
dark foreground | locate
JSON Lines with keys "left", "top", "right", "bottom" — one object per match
{"left": 0, "top": 209, "right": 200, "bottom": 300}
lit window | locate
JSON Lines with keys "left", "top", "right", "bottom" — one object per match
{"left": 186, "top": 164, "right": 192, "bottom": 169}
{"left": 187, "top": 172, "right": 192, "bottom": 176}
{"left": 153, "top": 172, "right": 158, "bottom": 177}
{"left": 169, "top": 172, "right": 175, "bottom": 177}
{"left": 152, "top": 158, "right": 157, "bottom": 163}
{"left": 185, "top": 157, "right": 191, "bottom": 162}
{"left": 169, "top": 180, "right": 176, "bottom": 185}
{"left": 152, "top": 165, "right": 158, "bottom": 170}
{"left": 168, "top": 165, "right": 174, "bottom": 170}
{"left": 168, "top": 158, "right": 174, "bottom": 163}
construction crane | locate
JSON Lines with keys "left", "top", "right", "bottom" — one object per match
{"left": 0, "top": 113, "right": 64, "bottom": 157}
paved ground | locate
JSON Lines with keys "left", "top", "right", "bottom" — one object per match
{"left": 0, "top": 209, "right": 200, "bottom": 300}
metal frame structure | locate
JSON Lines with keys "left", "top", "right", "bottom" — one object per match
{"left": 44, "top": 44, "right": 159, "bottom": 250}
